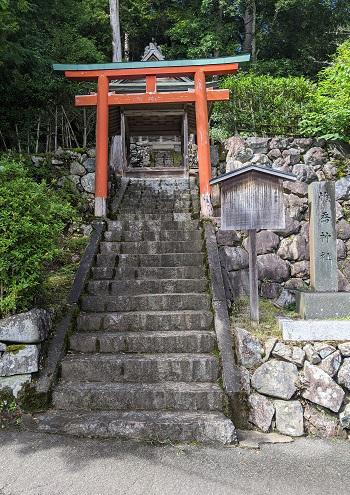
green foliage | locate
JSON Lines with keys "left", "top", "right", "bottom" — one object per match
{"left": 0, "top": 151, "right": 91, "bottom": 216}
{"left": 0, "top": 390, "right": 21, "bottom": 429}
{"left": 0, "top": 159, "right": 75, "bottom": 316}
{"left": 1, "top": 0, "right": 350, "bottom": 150}
{"left": 0, "top": 0, "right": 108, "bottom": 149}
{"left": 257, "top": 0, "right": 350, "bottom": 77}
{"left": 211, "top": 73, "right": 315, "bottom": 138}
{"left": 300, "top": 39, "right": 350, "bottom": 142}
{"left": 164, "top": 0, "right": 241, "bottom": 59}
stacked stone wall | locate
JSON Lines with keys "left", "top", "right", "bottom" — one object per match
{"left": 210, "top": 136, "right": 350, "bottom": 438}
{"left": 211, "top": 137, "right": 350, "bottom": 307}
{"left": 0, "top": 310, "right": 52, "bottom": 398}
{"left": 236, "top": 328, "right": 350, "bottom": 438}
{"left": 30, "top": 147, "right": 98, "bottom": 214}
{"left": 129, "top": 142, "right": 183, "bottom": 168}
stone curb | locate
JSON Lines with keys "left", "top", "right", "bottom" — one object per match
{"left": 32, "top": 221, "right": 106, "bottom": 404}
{"left": 109, "top": 177, "right": 129, "bottom": 216}
{"left": 203, "top": 222, "right": 242, "bottom": 431}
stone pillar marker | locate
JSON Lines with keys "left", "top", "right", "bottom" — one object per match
{"left": 309, "top": 181, "right": 338, "bottom": 292}
{"left": 295, "top": 180, "right": 350, "bottom": 322}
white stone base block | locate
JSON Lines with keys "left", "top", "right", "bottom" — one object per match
{"left": 280, "top": 318, "right": 350, "bottom": 341}
{"left": 95, "top": 197, "right": 106, "bottom": 218}
{"left": 200, "top": 192, "right": 213, "bottom": 218}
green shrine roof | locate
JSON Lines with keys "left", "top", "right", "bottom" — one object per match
{"left": 52, "top": 54, "right": 250, "bottom": 72}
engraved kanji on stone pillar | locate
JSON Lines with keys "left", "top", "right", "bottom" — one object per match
{"left": 309, "top": 181, "right": 338, "bottom": 292}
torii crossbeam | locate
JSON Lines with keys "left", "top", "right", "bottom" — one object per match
{"left": 53, "top": 55, "right": 250, "bottom": 217}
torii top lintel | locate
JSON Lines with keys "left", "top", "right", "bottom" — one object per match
{"left": 53, "top": 54, "right": 250, "bottom": 80}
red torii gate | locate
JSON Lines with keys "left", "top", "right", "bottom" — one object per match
{"left": 53, "top": 55, "right": 249, "bottom": 217}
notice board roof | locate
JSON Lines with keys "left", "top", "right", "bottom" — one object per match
{"left": 210, "top": 164, "right": 297, "bottom": 186}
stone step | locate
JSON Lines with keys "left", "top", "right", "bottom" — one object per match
{"left": 91, "top": 265, "right": 205, "bottom": 280}
{"left": 116, "top": 213, "right": 192, "bottom": 222}
{"left": 70, "top": 330, "right": 216, "bottom": 354}
{"left": 120, "top": 196, "right": 191, "bottom": 202}
{"left": 119, "top": 204, "right": 191, "bottom": 210}
{"left": 119, "top": 198, "right": 191, "bottom": 205}
{"left": 119, "top": 204, "right": 191, "bottom": 211}
{"left": 121, "top": 197, "right": 191, "bottom": 205}
{"left": 117, "top": 208, "right": 192, "bottom": 215}
{"left": 104, "top": 229, "right": 201, "bottom": 243}
{"left": 126, "top": 179, "right": 190, "bottom": 186}
{"left": 77, "top": 310, "right": 213, "bottom": 332}
{"left": 123, "top": 189, "right": 190, "bottom": 195}
{"left": 87, "top": 279, "right": 208, "bottom": 296}
{"left": 95, "top": 254, "right": 118, "bottom": 267}
{"left": 123, "top": 193, "right": 190, "bottom": 197}
{"left": 122, "top": 190, "right": 191, "bottom": 197}
{"left": 61, "top": 354, "right": 219, "bottom": 383}
{"left": 34, "top": 410, "right": 236, "bottom": 444}
{"left": 107, "top": 219, "right": 199, "bottom": 231}
{"left": 126, "top": 179, "right": 190, "bottom": 188}
{"left": 80, "top": 293, "right": 211, "bottom": 312}
{"left": 99, "top": 240, "right": 203, "bottom": 255}
{"left": 125, "top": 253, "right": 205, "bottom": 267}
{"left": 95, "top": 253, "right": 205, "bottom": 268}
{"left": 53, "top": 382, "right": 223, "bottom": 412}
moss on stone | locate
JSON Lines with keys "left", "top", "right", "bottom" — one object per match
{"left": 6, "top": 344, "right": 26, "bottom": 354}
{"left": 335, "top": 159, "right": 350, "bottom": 179}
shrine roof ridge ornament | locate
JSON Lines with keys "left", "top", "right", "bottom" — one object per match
{"left": 209, "top": 164, "right": 297, "bottom": 185}
{"left": 52, "top": 54, "right": 250, "bottom": 72}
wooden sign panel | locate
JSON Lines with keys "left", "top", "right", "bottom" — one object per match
{"left": 221, "top": 171, "right": 285, "bottom": 230}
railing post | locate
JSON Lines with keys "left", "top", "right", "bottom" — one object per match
{"left": 194, "top": 70, "right": 213, "bottom": 217}
{"left": 95, "top": 74, "right": 109, "bottom": 217}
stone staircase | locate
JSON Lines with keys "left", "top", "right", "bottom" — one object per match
{"left": 36, "top": 178, "right": 236, "bottom": 444}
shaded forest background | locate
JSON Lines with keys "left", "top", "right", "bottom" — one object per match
{"left": 1, "top": 0, "right": 350, "bottom": 150}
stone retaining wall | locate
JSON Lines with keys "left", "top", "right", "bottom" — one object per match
{"left": 31, "top": 147, "right": 98, "bottom": 213}
{"left": 0, "top": 309, "right": 52, "bottom": 398}
{"left": 129, "top": 143, "right": 182, "bottom": 168}
{"left": 211, "top": 137, "right": 350, "bottom": 307}
{"left": 236, "top": 327, "right": 350, "bottom": 438}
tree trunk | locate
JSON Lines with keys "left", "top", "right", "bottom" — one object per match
{"left": 109, "top": 0, "right": 122, "bottom": 62}
{"left": 243, "top": 0, "right": 257, "bottom": 62}
{"left": 109, "top": 0, "right": 123, "bottom": 174}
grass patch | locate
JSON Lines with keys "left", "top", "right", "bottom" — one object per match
{"left": 38, "top": 233, "right": 88, "bottom": 319}
{"left": 231, "top": 297, "right": 298, "bottom": 341}
{"left": 0, "top": 391, "right": 22, "bottom": 430}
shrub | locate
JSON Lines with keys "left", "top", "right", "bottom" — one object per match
{"left": 0, "top": 151, "right": 90, "bottom": 215}
{"left": 300, "top": 39, "right": 350, "bottom": 142}
{"left": 0, "top": 159, "right": 75, "bottom": 316}
{"left": 211, "top": 73, "right": 315, "bottom": 139}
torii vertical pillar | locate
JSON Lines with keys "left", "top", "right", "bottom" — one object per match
{"left": 194, "top": 70, "right": 213, "bottom": 217}
{"left": 95, "top": 74, "right": 109, "bottom": 217}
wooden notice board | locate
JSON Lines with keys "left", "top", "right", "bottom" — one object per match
{"left": 221, "top": 171, "right": 286, "bottom": 231}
